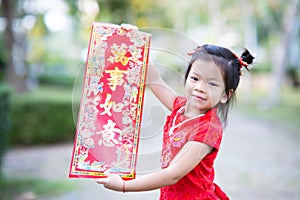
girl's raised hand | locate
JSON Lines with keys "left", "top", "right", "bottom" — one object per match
{"left": 120, "top": 23, "right": 138, "bottom": 31}
{"left": 95, "top": 172, "right": 124, "bottom": 192}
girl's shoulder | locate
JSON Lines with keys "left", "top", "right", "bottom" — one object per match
{"left": 173, "top": 96, "right": 187, "bottom": 110}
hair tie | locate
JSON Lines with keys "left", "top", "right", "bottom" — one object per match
{"left": 238, "top": 57, "right": 249, "bottom": 68}
{"left": 187, "top": 46, "right": 202, "bottom": 56}
{"left": 233, "top": 53, "right": 248, "bottom": 69}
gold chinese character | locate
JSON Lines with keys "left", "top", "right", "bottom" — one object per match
{"left": 108, "top": 43, "right": 129, "bottom": 65}
{"left": 97, "top": 120, "right": 122, "bottom": 147}
{"left": 105, "top": 67, "right": 127, "bottom": 91}
{"left": 100, "top": 93, "right": 113, "bottom": 116}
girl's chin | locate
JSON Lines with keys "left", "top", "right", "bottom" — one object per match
{"left": 186, "top": 104, "right": 209, "bottom": 115}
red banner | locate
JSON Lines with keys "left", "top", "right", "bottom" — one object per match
{"left": 69, "top": 23, "right": 151, "bottom": 179}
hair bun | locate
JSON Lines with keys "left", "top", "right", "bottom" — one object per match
{"left": 241, "top": 49, "right": 255, "bottom": 65}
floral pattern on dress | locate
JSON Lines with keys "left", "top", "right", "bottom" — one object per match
{"left": 159, "top": 97, "right": 228, "bottom": 200}
{"left": 172, "top": 131, "right": 186, "bottom": 148}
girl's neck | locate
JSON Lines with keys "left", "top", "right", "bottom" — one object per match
{"left": 183, "top": 104, "right": 207, "bottom": 117}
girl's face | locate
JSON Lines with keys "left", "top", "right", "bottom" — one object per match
{"left": 184, "top": 59, "right": 229, "bottom": 116}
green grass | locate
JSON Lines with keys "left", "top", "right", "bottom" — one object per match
{"left": 0, "top": 177, "right": 76, "bottom": 200}
{"left": 11, "top": 86, "right": 74, "bottom": 103}
{"left": 237, "top": 87, "right": 300, "bottom": 129}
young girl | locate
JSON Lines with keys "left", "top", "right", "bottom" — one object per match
{"left": 97, "top": 44, "right": 254, "bottom": 199}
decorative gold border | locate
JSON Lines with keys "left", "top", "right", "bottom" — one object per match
{"left": 69, "top": 23, "right": 151, "bottom": 179}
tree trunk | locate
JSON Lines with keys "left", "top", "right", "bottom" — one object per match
{"left": 269, "top": 0, "right": 300, "bottom": 105}
{"left": 1, "top": 0, "right": 28, "bottom": 93}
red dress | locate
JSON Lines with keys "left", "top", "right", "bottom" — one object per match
{"left": 160, "top": 97, "right": 229, "bottom": 200}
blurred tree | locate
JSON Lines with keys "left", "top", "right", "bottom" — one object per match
{"left": 1, "top": 0, "right": 298, "bottom": 96}
{"left": 1, "top": 0, "right": 28, "bottom": 92}
{"left": 97, "top": 0, "right": 131, "bottom": 24}
{"left": 26, "top": 14, "right": 48, "bottom": 65}
{"left": 257, "top": 0, "right": 300, "bottom": 105}
{"left": 0, "top": 30, "right": 7, "bottom": 81}
{"left": 63, "top": 0, "right": 172, "bottom": 29}
{"left": 269, "top": 0, "right": 299, "bottom": 105}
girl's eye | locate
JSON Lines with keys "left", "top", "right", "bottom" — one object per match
{"left": 208, "top": 82, "right": 218, "bottom": 87}
{"left": 190, "top": 76, "right": 198, "bottom": 81}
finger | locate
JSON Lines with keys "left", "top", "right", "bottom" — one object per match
{"left": 103, "top": 171, "right": 110, "bottom": 177}
{"left": 120, "top": 23, "right": 138, "bottom": 30}
{"left": 95, "top": 178, "right": 108, "bottom": 184}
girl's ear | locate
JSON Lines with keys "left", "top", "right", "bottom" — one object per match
{"left": 220, "top": 89, "right": 233, "bottom": 104}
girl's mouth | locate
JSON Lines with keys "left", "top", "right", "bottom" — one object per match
{"left": 192, "top": 94, "right": 206, "bottom": 101}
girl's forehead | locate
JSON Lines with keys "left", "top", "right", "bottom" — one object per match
{"left": 191, "top": 59, "right": 223, "bottom": 78}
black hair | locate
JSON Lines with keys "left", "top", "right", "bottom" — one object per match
{"left": 185, "top": 44, "right": 254, "bottom": 126}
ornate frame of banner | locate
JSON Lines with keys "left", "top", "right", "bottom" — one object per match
{"left": 69, "top": 23, "right": 151, "bottom": 179}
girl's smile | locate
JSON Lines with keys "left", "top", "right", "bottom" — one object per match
{"left": 191, "top": 93, "right": 206, "bottom": 101}
{"left": 184, "top": 59, "right": 228, "bottom": 117}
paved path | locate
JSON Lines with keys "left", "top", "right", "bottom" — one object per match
{"left": 3, "top": 108, "right": 300, "bottom": 200}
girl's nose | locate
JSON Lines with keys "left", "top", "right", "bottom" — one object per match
{"left": 195, "top": 80, "right": 206, "bottom": 92}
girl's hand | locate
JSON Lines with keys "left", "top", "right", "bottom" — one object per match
{"left": 120, "top": 23, "right": 138, "bottom": 31}
{"left": 95, "top": 172, "right": 124, "bottom": 192}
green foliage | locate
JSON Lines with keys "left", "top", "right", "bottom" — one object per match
{"left": 38, "top": 75, "right": 75, "bottom": 88}
{"left": 8, "top": 87, "right": 76, "bottom": 146}
{"left": 99, "top": 0, "right": 130, "bottom": 24}
{"left": 89, "top": 0, "right": 173, "bottom": 27}
{"left": 0, "top": 177, "right": 75, "bottom": 200}
{"left": 0, "top": 33, "right": 7, "bottom": 81}
{"left": 0, "top": 83, "right": 10, "bottom": 175}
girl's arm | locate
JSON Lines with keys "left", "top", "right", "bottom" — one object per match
{"left": 146, "top": 62, "right": 178, "bottom": 111}
{"left": 120, "top": 24, "right": 177, "bottom": 110}
{"left": 96, "top": 141, "right": 212, "bottom": 192}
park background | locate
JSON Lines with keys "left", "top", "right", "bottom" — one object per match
{"left": 0, "top": 0, "right": 299, "bottom": 199}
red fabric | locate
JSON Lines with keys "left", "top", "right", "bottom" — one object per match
{"left": 160, "top": 96, "right": 229, "bottom": 200}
